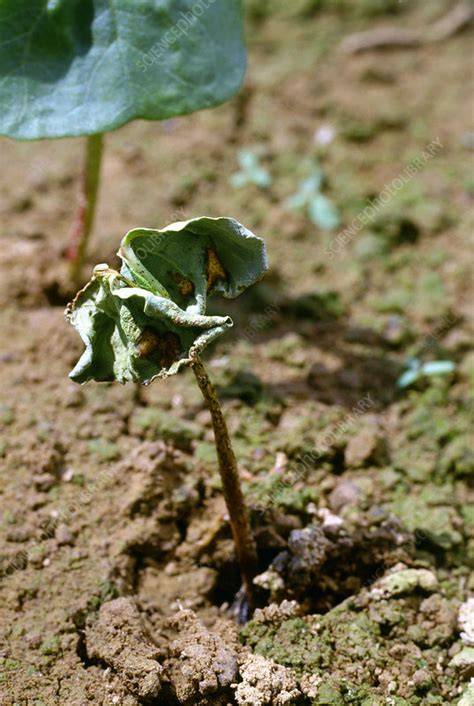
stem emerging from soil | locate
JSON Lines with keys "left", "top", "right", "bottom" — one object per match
{"left": 191, "top": 356, "right": 258, "bottom": 607}
{"left": 66, "top": 133, "right": 104, "bottom": 283}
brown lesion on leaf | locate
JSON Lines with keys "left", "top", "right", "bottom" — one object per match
{"left": 206, "top": 247, "right": 227, "bottom": 291}
{"left": 171, "top": 271, "right": 195, "bottom": 298}
{"left": 136, "top": 329, "right": 182, "bottom": 368}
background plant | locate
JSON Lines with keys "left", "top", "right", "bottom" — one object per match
{"left": 286, "top": 162, "right": 340, "bottom": 231}
{"left": 0, "top": 0, "right": 246, "bottom": 282}
{"left": 230, "top": 149, "right": 272, "bottom": 189}
{"left": 397, "top": 357, "right": 456, "bottom": 388}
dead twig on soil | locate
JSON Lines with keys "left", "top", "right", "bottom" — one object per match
{"left": 339, "top": 1, "right": 473, "bottom": 54}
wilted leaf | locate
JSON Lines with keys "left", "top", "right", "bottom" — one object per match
{"left": 0, "top": 0, "right": 246, "bottom": 139}
{"left": 119, "top": 217, "right": 268, "bottom": 315}
{"left": 66, "top": 265, "right": 233, "bottom": 384}
{"left": 66, "top": 217, "right": 268, "bottom": 384}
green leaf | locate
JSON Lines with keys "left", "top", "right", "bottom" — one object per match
{"left": 286, "top": 191, "right": 308, "bottom": 210}
{"left": 118, "top": 217, "right": 268, "bottom": 315}
{"left": 230, "top": 150, "right": 272, "bottom": 189}
{"left": 239, "top": 150, "right": 260, "bottom": 171}
{"left": 300, "top": 172, "right": 323, "bottom": 195}
{"left": 397, "top": 359, "right": 455, "bottom": 388}
{"left": 308, "top": 194, "right": 340, "bottom": 231}
{"left": 0, "top": 0, "right": 246, "bottom": 140}
{"left": 66, "top": 217, "right": 268, "bottom": 384}
{"left": 397, "top": 368, "right": 421, "bottom": 389}
{"left": 421, "top": 361, "right": 455, "bottom": 377}
{"left": 252, "top": 168, "right": 272, "bottom": 189}
{"left": 230, "top": 172, "right": 249, "bottom": 189}
{"left": 285, "top": 166, "right": 339, "bottom": 229}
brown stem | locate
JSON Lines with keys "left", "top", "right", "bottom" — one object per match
{"left": 66, "top": 133, "right": 104, "bottom": 283}
{"left": 191, "top": 356, "right": 258, "bottom": 606}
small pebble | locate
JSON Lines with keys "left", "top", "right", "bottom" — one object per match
{"left": 329, "top": 479, "right": 361, "bottom": 512}
{"left": 55, "top": 523, "right": 74, "bottom": 546}
{"left": 345, "top": 426, "right": 388, "bottom": 468}
{"left": 314, "top": 124, "right": 335, "bottom": 146}
{"left": 6, "top": 527, "right": 32, "bottom": 543}
{"left": 412, "top": 669, "right": 432, "bottom": 690}
{"left": 318, "top": 507, "right": 344, "bottom": 530}
{"left": 33, "top": 473, "right": 56, "bottom": 491}
{"left": 27, "top": 494, "right": 48, "bottom": 510}
{"left": 26, "top": 633, "right": 43, "bottom": 649}
{"left": 459, "top": 598, "right": 474, "bottom": 646}
{"left": 62, "top": 467, "right": 75, "bottom": 482}
{"left": 449, "top": 647, "right": 474, "bottom": 678}
{"left": 28, "top": 547, "right": 49, "bottom": 567}
{"left": 64, "top": 386, "right": 85, "bottom": 408}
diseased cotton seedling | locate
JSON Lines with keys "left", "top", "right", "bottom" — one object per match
{"left": 66, "top": 217, "right": 268, "bottom": 608}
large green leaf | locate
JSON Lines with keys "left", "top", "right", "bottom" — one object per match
{"left": 0, "top": 0, "right": 246, "bottom": 140}
{"left": 66, "top": 217, "right": 268, "bottom": 384}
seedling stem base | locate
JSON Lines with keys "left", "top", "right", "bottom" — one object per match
{"left": 191, "top": 356, "right": 258, "bottom": 608}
